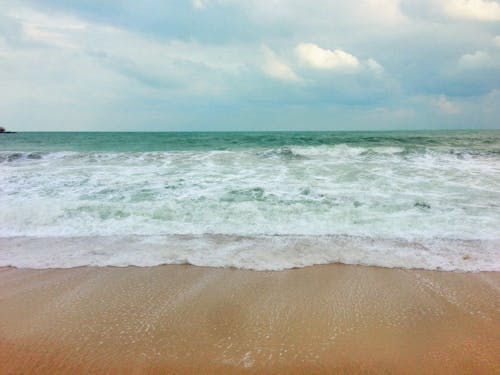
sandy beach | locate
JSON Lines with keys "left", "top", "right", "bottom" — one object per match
{"left": 0, "top": 264, "right": 499, "bottom": 374}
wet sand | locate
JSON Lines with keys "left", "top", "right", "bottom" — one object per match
{"left": 0, "top": 264, "right": 499, "bottom": 374}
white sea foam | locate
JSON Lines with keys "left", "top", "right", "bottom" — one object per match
{"left": 1, "top": 144, "right": 499, "bottom": 271}
{"left": 0, "top": 235, "right": 498, "bottom": 272}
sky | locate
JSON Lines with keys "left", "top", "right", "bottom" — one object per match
{"left": 0, "top": 0, "right": 499, "bottom": 131}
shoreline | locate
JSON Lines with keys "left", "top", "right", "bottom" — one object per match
{"left": 2, "top": 234, "right": 496, "bottom": 272}
{"left": 2, "top": 262, "right": 500, "bottom": 273}
{"left": 1, "top": 264, "right": 499, "bottom": 374}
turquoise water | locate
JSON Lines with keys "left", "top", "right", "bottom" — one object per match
{"left": 1, "top": 130, "right": 499, "bottom": 271}
{"left": 2, "top": 130, "right": 500, "bottom": 152}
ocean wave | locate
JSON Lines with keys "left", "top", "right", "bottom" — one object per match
{"left": 0, "top": 234, "right": 498, "bottom": 272}
{"left": 1, "top": 134, "right": 500, "bottom": 272}
{"left": 1, "top": 144, "right": 499, "bottom": 165}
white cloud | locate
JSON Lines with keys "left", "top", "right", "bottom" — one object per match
{"left": 192, "top": 0, "right": 210, "bottom": 10}
{"left": 458, "top": 50, "right": 494, "bottom": 69}
{"left": 10, "top": 8, "right": 86, "bottom": 49}
{"left": 494, "top": 35, "right": 500, "bottom": 47}
{"left": 21, "top": 23, "right": 81, "bottom": 49}
{"left": 1, "top": 5, "right": 263, "bottom": 111}
{"left": 7, "top": 7, "right": 251, "bottom": 75}
{"left": 435, "top": 95, "right": 461, "bottom": 114}
{"left": 262, "top": 46, "right": 301, "bottom": 82}
{"left": 440, "top": 0, "right": 500, "bottom": 21}
{"left": 366, "top": 58, "right": 384, "bottom": 77}
{"left": 295, "top": 43, "right": 360, "bottom": 71}
{"left": 354, "top": 0, "right": 407, "bottom": 25}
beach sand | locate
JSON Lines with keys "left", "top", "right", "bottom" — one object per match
{"left": 0, "top": 264, "right": 499, "bottom": 374}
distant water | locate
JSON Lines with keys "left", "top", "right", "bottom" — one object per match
{"left": 1, "top": 131, "right": 499, "bottom": 271}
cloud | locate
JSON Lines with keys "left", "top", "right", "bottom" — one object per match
{"left": 192, "top": 0, "right": 210, "bottom": 10}
{"left": 10, "top": 8, "right": 86, "bottom": 49}
{"left": 458, "top": 50, "right": 494, "bottom": 69}
{"left": 440, "top": 0, "right": 500, "bottom": 21}
{"left": 294, "top": 43, "right": 383, "bottom": 77}
{"left": 262, "top": 46, "right": 301, "bottom": 82}
{"left": 1, "top": 1, "right": 499, "bottom": 131}
{"left": 295, "top": 43, "right": 360, "bottom": 71}
{"left": 0, "top": 4, "right": 264, "bottom": 127}
{"left": 356, "top": 0, "right": 408, "bottom": 25}
{"left": 434, "top": 95, "right": 461, "bottom": 114}
{"left": 366, "top": 58, "right": 385, "bottom": 77}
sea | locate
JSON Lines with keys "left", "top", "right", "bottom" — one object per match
{"left": 1, "top": 130, "right": 499, "bottom": 271}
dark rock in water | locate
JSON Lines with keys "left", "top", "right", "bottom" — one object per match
{"left": 259, "top": 147, "right": 306, "bottom": 160}
{"left": 7, "top": 153, "right": 23, "bottom": 162}
{"left": 414, "top": 201, "right": 431, "bottom": 209}
{"left": 0, "top": 127, "right": 16, "bottom": 134}
{"left": 300, "top": 187, "right": 311, "bottom": 196}
{"left": 27, "top": 152, "right": 42, "bottom": 159}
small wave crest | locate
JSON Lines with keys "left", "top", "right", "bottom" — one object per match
{"left": 1, "top": 143, "right": 498, "bottom": 165}
{"left": 258, "top": 147, "right": 307, "bottom": 160}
